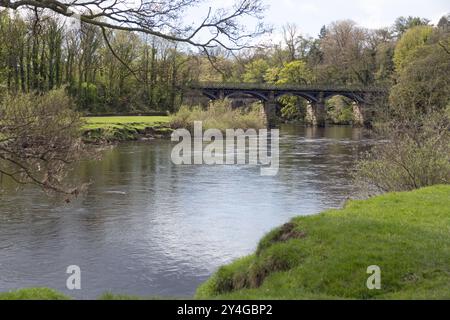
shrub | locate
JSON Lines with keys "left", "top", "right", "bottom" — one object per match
{"left": 169, "top": 99, "right": 266, "bottom": 131}
{"left": 354, "top": 111, "right": 450, "bottom": 193}
{"left": 0, "top": 89, "right": 88, "bottom": 196}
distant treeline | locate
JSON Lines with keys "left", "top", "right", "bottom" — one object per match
{"left": 0, "top": 10, "right": 449, "bottom": 115}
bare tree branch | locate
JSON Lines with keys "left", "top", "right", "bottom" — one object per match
{"left": 0, "top": 0, "right": 269, "bottom": 55}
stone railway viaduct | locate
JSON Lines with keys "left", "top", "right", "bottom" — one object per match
{"left": 191, "top": 82, "right": 387, "bottom": 127}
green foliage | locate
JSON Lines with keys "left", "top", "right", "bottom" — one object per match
{"left": 393, "top": 25, "right": 434, "bottom": 71}
{"left": 169, "top": 99, "right": 266, "bottom": 131}
{"left": 78, "top": 82, "right": 98, "bottom": 110}
{"left": 263, "top": 67, "right": 280, "bottom": 83}
{"left": 279, "top": 96, "right": 305, "bottom": 122}
{"left": 358, "top": 26, "right": 450, "bottom": 194}
{"left": 243, "top": 59, "right": 270, "bottom": 83}
{"left": 84, "top": 116, "right": 169, "bottom": 126}
{"left": 196, "top": 185, "right": 450, "bottom": 299}
{"left": 326, "top": 96, "right": 354, "bottom": 125}
{"left": 374, "top": 42, "right": 395, "bottom": 84}
{"left": 0, "top": 12, "right": 436, "bottom": 115}
{"left": 390, "top": 35, "right": 450, "bottom": 114}
{"left": 276, "top": 61, "right": 313, "bottom": 84}
{"left": 263, "top": 61, "right": 313, "bottom": 123}
{"left": 82, "top": 116, "right": 171, "bottom": 143}
{"left": 280, "top": 104, "right": 302, "bottom": 122}
{"left": 0, "top": 12, "right": 190, "bottom": 113}
{"left": 0, "top": 288, "right": 70, "bottom": 300}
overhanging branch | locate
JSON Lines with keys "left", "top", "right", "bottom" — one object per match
{"left": 0, "top": 0, "right": 269, "bottom": 53}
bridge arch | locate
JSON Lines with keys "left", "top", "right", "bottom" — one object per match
{"left": 223, "top": 91, "right": 268, "bottom": 102}
{"left": 323, "top": 92, "right": 365, "bottom": 104}
{"left": 271, "top": 93, "right": 312, "bottom": 123}
{"left": 274, "top": 92, "right": 318, "bottom": 103}
{"left": 322, "top": 93, "right": 367, "bottom": 126}
{"left": 202, "top": 92, "right": 219, "bottom": 100}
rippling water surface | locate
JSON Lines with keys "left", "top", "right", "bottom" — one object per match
{"left": 0, "top": 125, "right": 373, "bottom": 298}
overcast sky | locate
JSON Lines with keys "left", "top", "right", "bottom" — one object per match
{"left": 190, "top": 0, "right": 449, "bottom": 41}
{"left": 265, "top": 0, "right": 449, "bottom": 36}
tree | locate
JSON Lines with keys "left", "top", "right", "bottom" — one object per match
{"left": 0, "top": 89, "right": 87, "bottom": 196}
{"left": 355, "top": 25, "right": 450, "bottom": 193}
{"left": 0, "top": 0, "right": 268, "bottom": 58}
{"left": 283, "top": 23, "right": 299, "bottom": 62}
{"left": 354, "top": 112, "right": 449, "bottom": 192}
{"left": 393, "top": 16, "right": 430, "bottom": 37}
{"left": 393, "top": 25, "right": 433, "bottom": 71}
{"left": 437, "top": 14, "right": 450, "bottom": 30}
{"left": 391, "top": 33, "right": 450, "bottom": 115}
{"left": 271, "top": 61, "right": 313, "bottom": 122}
{"left": 372, "top": 39, "right": 395, "bottom": 84}
{"left": 243, "top": 58, "right": 269, "bottom": 83}
{"left": 320, "top": 20, "right": 372, "bottom": 85}
{"left": 276, "top": 60, "right": 313, "bottom": 85}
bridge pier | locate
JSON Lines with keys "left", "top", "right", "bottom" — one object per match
{"left": 263, "top": 91, "right": 277, "bottom": 128}
{"left": 352, "top": 102, "right": 375, "bottom": 126}
{"left": 306, "top": 100, "right": 326, "bottom": 127}
{"left": 352, "top": 102, "right": 365, "bottom": 127}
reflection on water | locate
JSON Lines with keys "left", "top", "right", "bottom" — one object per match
{"left": 0, "top": 125, "right": 373, "bottom": 299}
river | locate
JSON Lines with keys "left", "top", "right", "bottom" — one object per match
{"left": 0, "top": 125, "right": 373, "bottom": 299}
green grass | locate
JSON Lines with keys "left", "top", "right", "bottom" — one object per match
{"left": 98, "top": 292, "right": 186, "bottom": 300}
{"left": 0, "top": 288, "right": 71, "bottom": 300}
{"left": 98, "top": 292, "right": 153, "bottom": 300}
{"left": 196, "top": 185, "right": 450, "bottom": 300}
{"left": 82, "top": 116, "right": 171, "bottom": 142}
{"left": 84, "top": 116, "right": 170, "bottom": 126}
{"left": 0, "top": 289, "right": 178, "bottom": 300}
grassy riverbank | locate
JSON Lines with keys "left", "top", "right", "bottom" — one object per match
{"left": 0, "top": 289, "right": 166, "bottom": 300}
{"left": 197, "top": 185, "right": 450, "bottom": 300}
{"left": 82, "top": 116, "right": 172, "bottom": 143}
{"left": 2, "top": 185, "right": 449, "bottom": 300}
{"left": 170, "top": 100, "right": 266, "bottom": 131}
{"left": 0, "top": 288, "right": 70, "bottom": 300}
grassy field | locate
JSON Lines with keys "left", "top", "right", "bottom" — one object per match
{"left": 82, "top": 116, "right": 171, "bottom": 142}
{"left": 196, "top": 185, "right": 450, "bottom": 300}
{"left": 83, "top": 116, "right": 170, "bottom": 128}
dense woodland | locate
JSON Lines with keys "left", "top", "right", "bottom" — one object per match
{"left": 0, "top": 10, "right": 448, "bottom": 117}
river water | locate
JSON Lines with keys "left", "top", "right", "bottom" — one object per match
{"left": 0, "top": 125, "right": 373, "bottom": 299}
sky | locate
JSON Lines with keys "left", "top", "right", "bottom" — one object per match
{"left": 264, "top": 0, "right": 449, "bottom": 36}
{"left": 188, "top": 0, "right": 449, "bottom": 43}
